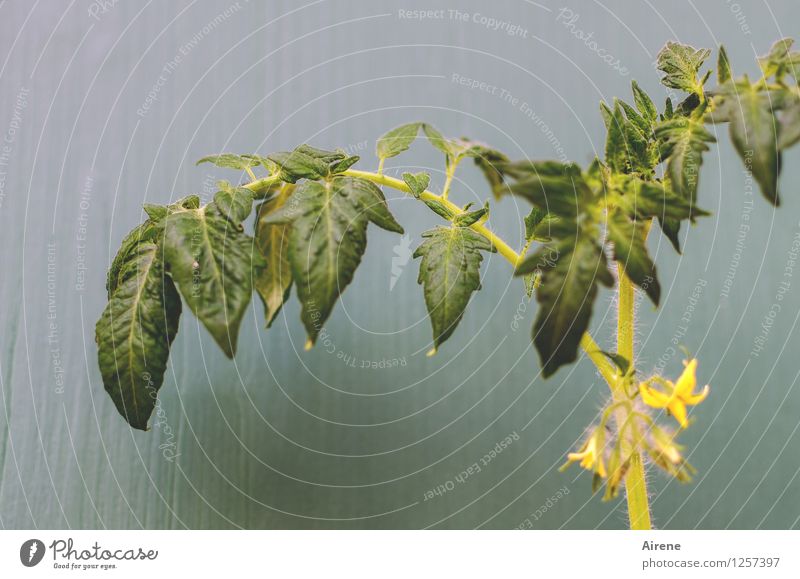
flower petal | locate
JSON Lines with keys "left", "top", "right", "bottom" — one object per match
{"left": 639, "top": 384, "right": 671, "bottom": 408}
{"left": 675, "top": 359, "right": 698, "bottom": 397}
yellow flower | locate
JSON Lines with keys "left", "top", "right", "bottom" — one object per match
{"left": 565, "top": 432, "right": 606, "bottom": 477}
{"left": 639, "top": 359, "right": 709, "bottom": 428}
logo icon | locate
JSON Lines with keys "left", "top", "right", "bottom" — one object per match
{"left": 20, "top": 539, "right": 45, "bottom": 567}
{"left": 390, "top": 234, "right": 413, "bottom": 291}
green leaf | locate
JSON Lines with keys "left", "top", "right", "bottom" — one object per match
{"left": 717, "top": 45, "right": 732, "bottom": 84}
{"left": 524, "top": 207, "right": 548, "bottom": 241}
{"left": 422, "top": 123, "right": 451, "bottom": 156}
{"left": 294, "top": 144, "right": 346, "bottom": 163}
{"left": 474, "top": 147, "right": 510, "bottom": 194}
{"left": 196, "top": 153, "right": 262, "bottom": 170}
{"left": 606, "top": 211, "right": 660, "bottom": 306}
{"left": 718, "top": 78, "right": 782, "bottom": 204}
{"left": 499, "top": 162, "right": 592, "bottom": 216}
{"left": 254, "top": 186, "right": 294, "bottom": 328}
{"left": 605, "top": 101, "right": 651, "bottom": 175}
{"left": 757, "top": 38, "right": 798, "bottom": 82}
{"left": 402, "top": 171, "right": 430, "bottom": 198}
{"left": 214, "top": 181, "right": 255, "bottom": 224}
{"left": 599, "top": 351, "right": 631, "bottom": 376}
{"left": 163, "top": 204, "right": 264, "bottom": 357}
{"left": 267, "top": 149, "right": 330, "bottom": 183}
{"left": 656, "top": 42, "right": 711, "bottom": 93}
{"left": 614, "top": 176, "right": 705, "bottom": 222}
{"left": 527, "top": 234, "right": 614, "bottom": 377}
{"left": 655, "top": 116, "right": 716, "bottom": 209}
{"left": 413, "top": 226, "right": 494, "bottom": 352}
{"left": 632, "top": 80, "right": 657, "bottom": 125}
{"left": 376, "top": 123, "right": 421, "bottom": 160}
{"left": 329, "top": 155, "right": 360, "bottom": 174}
{"left": 261, "top": 176, "right": 403, "bottom": 344}
{"left": 96, "top": 242, "right": 181, "bottom": 430}
{"left": 422, "top": 198, "right": 455, "bottom": 220}
{"left": 453, "top": 202, "right": 489, "bottom": 227}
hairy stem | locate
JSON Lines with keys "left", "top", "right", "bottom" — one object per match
{"left": 244, "top": 167, "right": 652, "bottom": 529}
{"left": 615, "top": 267, "right": 652, "bottom": 530}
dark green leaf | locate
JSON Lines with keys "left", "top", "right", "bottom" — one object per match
{"left": 261, "top": 177, "right": 403, "bottom": 344}
{"left": 376, "top": 123, "right": 421, "bottom": 160}
{"left": 599, "top": 351, "right": 631, "bottom": 376}
{"left": 267, "top": 150, "right": 330, "bottom": 183}
{"left": 606, "top": 101, "right": 651, "bottom": 175}
{"left": 474, "top": 147, "right": 510, "bottom": 194}
{"left": 499, "top": 163, "right": 592, "bottom": 216}
{"left": 614, "top": 177, "right": 706, "bottom": 221}
{"left": 656, "top": 42, "right": 711, "bottom": 93}
{"left": 606, "top": 211, "right": 660, "bottom": 305}
{"left": 295, "top": 144, "right": 346, "bottom": 163}
{"left": 329, "top": 155, "right": 360, "bottom": 174}
{"left": 163, "top": 204, "right": 264, "bottom": 357}
{"left": 528, "top": 234, "right": 614, "bottom": 377}
{"left": 96, "top": 242, "right": 181, "bottom": 430}
{"left": 413, "top": 226, "right": 494, "bottom": 352}
{"left": 719, "top": 78, "right": 782, "bottom": 204}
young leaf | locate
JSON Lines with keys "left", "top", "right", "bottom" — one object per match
{"left": 606, "top": 211, "right": 661, "bottom": 306}
{"left": 717, "top": 45, "right": 732, "bottom": 84}
{"left": 453, "top": 202, "right": 489, "bottom": 227}
{"left": 655, "top": 117, "right": 716, "bottom": 209}
{"left": 402, "top": 171, "right": 430, "bottom": 198}
{"left": 605, "top": 101, "right": 651, "bottom": 175}
{"left": 526, "top": 234, "right": 614, "bottom": 377}
{"left": 632, "top": 80, "right": 657, "bottom": 125}
{"left": 294, "top": 145, "right": 345, "bottom": 163}
{"left": 254, "top": 186, "right": 294, "bottom": 328}
{"left": 376, "top": 123, "right": 421, "bottom": 160}
{"left": 413, "top": 226, "right": 495, "bottom": 353}
{"left": 474, "top": 147, "right": 510, "bottom": 194}
{"left": 422, "top": 123, "right": 451, "bottom": 156}
{"left": 163, "top": 204, "right": 264, "bottom": 357}
{"left": 757, "top": 38, "right": 798, "bottom": 82}
{"left": 96, "top": 242, "right": 181, "bottom": 430}
{"left": 214, "top": 181, "right": 255, "bottom": 224}
{"left": 261, "top": 177, "right": 403, "bottom": 345}
{"left": 196, "top": 153, "right": 261, "bottom": 170}
{"left": 656, "top": 42, "right": 711, "bottom": 93}
{"left": 614, "top": 177, "right": 705, "bottom": 222}
{"left": 329, "top": 155, "right": 360, "bottom": 174}
{"left": 524, "top": 207, "right": 548, "bottom": 241}
{"left": 499, "top": 162, "right": 592, "bottom": 216}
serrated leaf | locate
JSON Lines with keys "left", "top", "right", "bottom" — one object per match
{"left": 453, "top": 202, "right": 489, "bottom": 227}
{"left": 413, "top": 226, "right": 494, "bottom": 352}
{"left": 294, "top": 144, "right": 345, "bottom": 163}
{"left": 499, "top": 162, "right": 592, "bottom": 216}
{"left": 614, "top": 176, "right": 706, "bottom": 222}
{"left": 656, "top": 42, "right": 711, "bottom": 93}
{"left": 214, "top": 181, "right": 255, "bottom": 224}
{"left": 527, "top": 234, "right": 614, "bottom": 377}
{"left": 717, "top": 77, "right": 782, "bottom": 204}
{"left": 524, "top": 207, "right": 547, "bottom": 241}
{"left": 267, "top": 149, "right": 330, "bottom": 183}
{"left": 658, "top": 218, "right": 683, "bottom": 254}
{"left": 474, "top": 147, "right": 510, "bottom": 194}
{"left": 606, "top": 101, "right": 651, "bottom": 175}
{"left": 402, "top": 171, "right": 430, "bottom": 198}
{"left": 632, "top": 80, "right": 657, "bottom": 125}
{"left": 422, "top": 123, "right": 451, "bottom": 156}
{"left": 606, "top": 211, "right": 660, "bottom": 305}
{"left": 254, "top": 186, "right": 294, "bottom": 328}
{"left": 717, "top": 45, "right": 732, "bottom": 84}
{"left": 376, "top": 123, "right": 421, "bottom": 160}
{"left": 655, "top": 117, "right": 716, "bottom": 210}
{"left": 196, "top": 153, "right": 261, "bottom": 170}
{"left": 163, "top": 204, "right": 264, "bottom": 357}
{"left": 96, "top": 242, "right": 181, "bottom": 430}
{"left": 757, "top": 38, "right": 798, "bottom": 82}
{"left": 261, "top": 177, "right": 403, "bottom": 344}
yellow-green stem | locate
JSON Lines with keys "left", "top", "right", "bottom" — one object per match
{"left": 615, "top": 267, "right": 652, "bottom": 530}
{"left": 247, "top": 167, "right": 652, "bottom": 529}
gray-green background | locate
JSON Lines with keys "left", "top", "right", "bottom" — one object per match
{"left": 1, "top": 0, "right": 799, "bottom": 529}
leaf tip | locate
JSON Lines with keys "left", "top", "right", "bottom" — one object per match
{"left": 304, "top": 339, "right": 314, "bottom": 351}
{"left": 426, "top": 346, "right": 437, "bottom": 357}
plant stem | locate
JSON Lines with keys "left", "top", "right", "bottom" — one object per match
{"left": 246, "top": 167, "right": 652, "bottom": 529}
{"left": 615, "top": 266, "right": 652, "bottom": 530}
